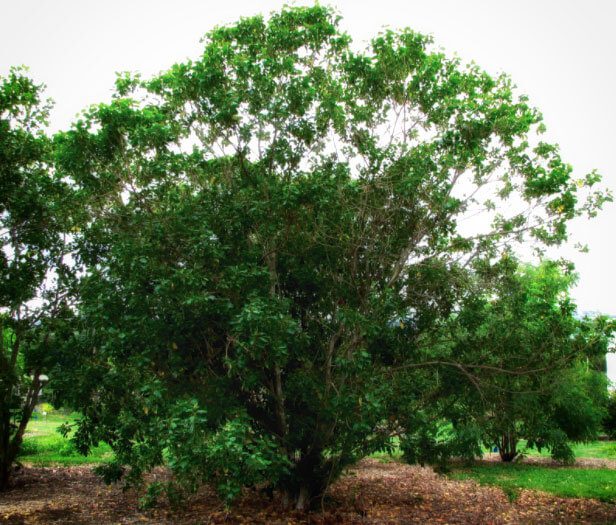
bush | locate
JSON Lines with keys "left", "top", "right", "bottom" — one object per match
{"left": 401, "top": 423, "right": 482, "bottom": 471}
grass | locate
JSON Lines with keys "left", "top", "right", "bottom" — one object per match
{"left": 371, "top": 437, "right": 616, "bottom": 502}
{"left": 449, "top": 462, "right": 616, "bottom": 502}
{"left": 18, "top": 412, "right": 113, "bottom": 466}
{"left": 372, "top": 438, "right": 616, "bottom": 463}
{"left": 514, "top": 439, "right": 616, "bottom": 460}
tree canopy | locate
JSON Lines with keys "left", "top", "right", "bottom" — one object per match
{"left": 41, "top": 6, "right": 612, "bottom": 509}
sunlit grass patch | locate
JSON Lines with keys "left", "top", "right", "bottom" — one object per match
{"left": 450, "top": 463, "right": 616, "bottom": 502}
{"left": 18, "top": 413, "right": 113, "bottom": 466}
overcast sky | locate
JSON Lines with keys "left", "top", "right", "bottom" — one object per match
{"left": 2, "top": 0, "right": 615, "bottom": 376}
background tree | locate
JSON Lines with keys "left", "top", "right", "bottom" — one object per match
{"left": 53, "top": 6, "right": 609, "bottom": 509}
{"left": 0, "top": 68, "right": 70, "bottom": 490}
{"left": 400, "top": 259, "right": 612, "bottom": 464}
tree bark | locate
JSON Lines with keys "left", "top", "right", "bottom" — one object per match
{"left": 0, "top": 375, "right": 42, "bottom": 491}
{"left": 277, "top": 447, "right": 331, "bottom": 511}
{"left": 0, "top": 399, "right": 11, "bottom": 491}
{"left": 499, "top": 432, "right": 518, "bottom": 462}
{"left": 281, "top": 484, "right": 319, "bottom": 511}
{"left": 295, "top": 485, "right": 311, "bottom": 511}
{"left": 0, "top": 457, "right": 10, "bottom": 492}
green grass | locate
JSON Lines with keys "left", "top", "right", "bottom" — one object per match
{"left": 371, "top": 449, "right": 403, "bottom": 463}
{"left": 18, "top": 412, "right": 113, "bottom": 466}
{"left": 372, "top": 437, "right": 616, "bottom": 502}
{"left": 373, "top": 438, "right": 616, "bottom": 463}
{"left": 514, "top": 440, "right": 616, "bottom": 460}
{"left": 449, "top": 463, "right": 616, "bottom": 502}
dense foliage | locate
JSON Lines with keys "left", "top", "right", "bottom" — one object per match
{"left": 398, "top": 260, "right": 612, "bottom": 465}
{"left": 604, "top": 390, "right": 616, "bottom": 439}
{"left": 38, "top": 6, "right": 610, "bottom": 509}
{"left": 0, "top": 69, "right": 70, "bottom": 490}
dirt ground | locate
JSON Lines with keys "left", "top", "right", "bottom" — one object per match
{"left": 1, "top": 459, "right": 615, "bottom": 524}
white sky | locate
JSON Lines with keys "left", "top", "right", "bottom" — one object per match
{"left": 2, "top": 0, "right": 615, "bottom": 376}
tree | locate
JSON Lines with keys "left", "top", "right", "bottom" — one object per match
{"left": 53, "top": 6, "right": 608, "bottom": 509}
{"left": 0, "top": 68, "right": 70, "bottom": 490}
{"left": 405, "top": 259, "right": 612, "bottom": 464}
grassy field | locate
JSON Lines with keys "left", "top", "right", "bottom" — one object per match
{"left": 370, "top": 438, "right": 616, "bottom": 502}
{"left": 18, "top": 412, "right": 113, "bottom": 466}
{"left": 451, "top": 441, "right": 616, "bottom": 502}
{"left": 372, "top": 438, "right": 616, "bottom": 462}
{"left": 515, "top": 439, "right": 616, "bottom": 460}
{"left": 450, "top": 463, "right": 616, "bottom": 502}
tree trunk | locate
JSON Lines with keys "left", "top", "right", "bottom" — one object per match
{"left": 281, "top": 483, "right": 321, "bottom": 511}
{"left": 0, "top": 407, "right": 14, "bottom": 493}
{"left": 295, "top": 485, "right": 311, "bottom": 511}
{"left": 0, "top": 377, "right": 41, "bottom": 491}
{"left": 499, "top": 432, "right": 518, "bottom": 462}
{"left": 280, "top": 448, "right": 330, "bottom": 511}
{"left": 0, "top": 457, "right": 10, "bottom": 492}
{"left": 0, "top": 386, "right": 14, "bottom": 492}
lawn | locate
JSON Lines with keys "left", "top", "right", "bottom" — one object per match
{"left": 449, "top": 463, "right": 616, "bottom": 502}
{"left": 370, "top": 437, "right": 616, "bottom": 503}
{"left": 18, "top": 412, "right": 113, "bottom": 466}
{"left": 516, "top": 439, "right": 616, "bottom": 460}
{"left": 371, "top": 438, "right": 616, "bottom": 462}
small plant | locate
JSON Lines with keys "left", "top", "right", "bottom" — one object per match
{"left": 93, "top": 462, "right": 125, "bottom": 485}
{"left": 58, "top": 442, "right": 78, "bottom": 457}
{"left": 17, "top": 440, "right": 39, "bottom": 457}
{"left": 502, "top": 486, "right": 520, "bottom": 503}
{"left": 139, "top": 481, "right": 164, "bottom": 510}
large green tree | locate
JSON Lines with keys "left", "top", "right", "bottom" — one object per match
{"left": 53, "top": 7, "right": 608, "bottom": 509}
{"left": 0, "top": 68, "right": 70, "bottom": 490}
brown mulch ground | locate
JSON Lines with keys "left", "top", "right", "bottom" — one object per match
{"left": 1, "top": 459, "right": 615, "bottom": 524}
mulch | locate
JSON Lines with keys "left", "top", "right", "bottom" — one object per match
{"left": 1, "top": 459, "right": 615, "bottom": 524}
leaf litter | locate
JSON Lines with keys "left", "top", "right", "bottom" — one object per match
{"left": 0, "top": 459, "right": 614, "bottom": 524}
